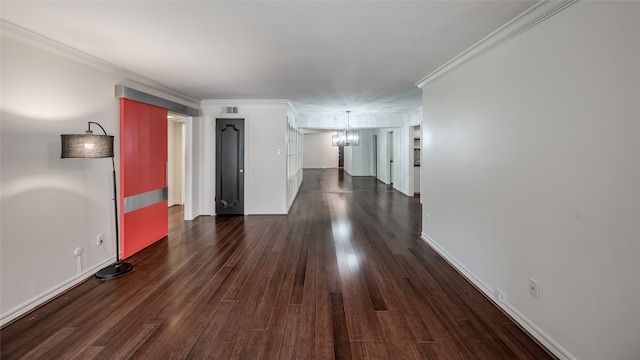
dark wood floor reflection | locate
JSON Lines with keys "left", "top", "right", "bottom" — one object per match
{"left": 1, "top": 169, "right": 554, "bottom": 359}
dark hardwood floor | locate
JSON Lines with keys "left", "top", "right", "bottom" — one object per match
{"left": 1, "top": 168, "right": 555, "bottom": 359}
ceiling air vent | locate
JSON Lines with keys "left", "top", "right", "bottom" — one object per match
{"left": 222, "top": 106, "right": 238, "bottom": 114}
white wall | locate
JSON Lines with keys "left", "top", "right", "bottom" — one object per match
{"left": 392, "top": 110, "right": 422, "bottom": 197}
{"left": 183, "top": 116, "right": 201, "bottom": 221}
{"left": 393, "top": 126, "right": 411, "bottom": 195}
{"left": 420, "top": 2, "right": 639, "bottom": 359}
{"left": 0, "top": 22, "right": 200, "bottom": 325}
{"left": 344, "top": 129, "right": 374, "bottom": 177}
{"left": 373, "top": 128, "right": 391, "bottom": 185}
{"left": 303, "top": 132, "right": 338, "bottom": 169}
{"left": 200, "top": 100, "right": 290, "bottom": 215}
{"left": 286, "top": 107, "right": 303, "bottom": 211}
{"left": 167, "top": 119, "right": 184, "bottom": 206}
{"left": 373, "top": 127, "right": 409, "bottom": 195}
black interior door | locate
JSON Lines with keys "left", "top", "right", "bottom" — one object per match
{"left": 216, "top": 118, "right": 244, "bottom": 215}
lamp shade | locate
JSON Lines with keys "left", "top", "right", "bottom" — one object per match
{"left": 61, "top": 134, "right": 114, "bottom": 158}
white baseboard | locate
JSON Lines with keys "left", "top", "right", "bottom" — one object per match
{"left": 0, "top": 257, "right": 115, "bottom": 327}
{"left": 286, "top": 195, "right": 297, "bottom": 213}
{"left": 246, "top": 211, "right": 288, "bottom": 215}
{"left": 420, "top": 233, "right": 575, "bottom": 360}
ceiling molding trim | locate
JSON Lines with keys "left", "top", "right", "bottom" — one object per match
{"left": 415, "top": 0, "right": 578, "bottom": 89}
{"left": 1, "top": 19, "right": 118, "bottom": 74}
{"left": 2, "top": 20, "right": 202, "bottom": 109}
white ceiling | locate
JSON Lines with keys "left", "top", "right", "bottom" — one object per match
{"left": 1, "top": 1, "right": 536, "bottom": 127}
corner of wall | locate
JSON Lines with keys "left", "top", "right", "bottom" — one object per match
{"left": 420, "top": 233, "right": 573, "bottom": 360}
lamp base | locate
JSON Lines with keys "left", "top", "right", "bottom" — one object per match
{"left": 95, "top": 261, "right": 134, "bottom": 280}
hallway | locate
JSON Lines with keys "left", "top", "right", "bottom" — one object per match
{"left": 1, "top": 169, "right": 553, "bottom": 359}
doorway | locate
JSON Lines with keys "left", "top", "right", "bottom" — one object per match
{"left": 116, "top": 85, "right": 199, "bottom": 258}
{"left": 216, "top": 118, "right": 245, "bottom": 215}
{"left": 388, "top": 131, "right": 393, "bottom": 185}
{"left": 120, "top": 98, "right": 168, "bottom": 259}
{"left": 338, "top": 145, "right": 344, "bottom": 168}
{"left": 167, "top": 113, "right": 185, "bottom": 207}
{"left": 373, "top": 134, "right": 378, "bottom": 178}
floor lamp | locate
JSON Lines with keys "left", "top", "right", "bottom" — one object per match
{"left": 61, "top": 121, "right": 134, "bottom": 280}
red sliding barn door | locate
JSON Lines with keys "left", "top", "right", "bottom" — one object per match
{"left": 120, "top": 99, "right": 168, "bottom": 259}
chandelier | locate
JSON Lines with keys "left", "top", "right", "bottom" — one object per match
{"left": 332, "top": 111, "right": 359, "bottom": 146}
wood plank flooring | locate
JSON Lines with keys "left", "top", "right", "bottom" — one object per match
{"left": 1, "top": 168, "right": 555, "bottom": 359}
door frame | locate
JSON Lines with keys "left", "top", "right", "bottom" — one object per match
{"left": 215, "top": 118, "right": 245, "bottom": 215}
{"left": 373, "top": 134, "right": 378, "bottom": 178}
{"left": 167, "top": 114, "right": 186, "bottom": 207}
{"left": 388, "top": 131, "right": 393, "bottom": 185}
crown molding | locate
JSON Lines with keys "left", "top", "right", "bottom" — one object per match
{"left": 1, "top": 19, "right": 119, "bottom": 74}
{"left": 2, "top": 20, "right": 201, "bottom": 107}
{"left": 416, "top": 0, "right": 578, "bottom": 89}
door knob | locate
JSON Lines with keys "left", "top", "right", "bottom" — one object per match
{"left": 240, "top": 169, "right": 244, "bottom": 173}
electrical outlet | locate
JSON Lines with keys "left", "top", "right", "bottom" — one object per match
{"left": 529, "top": 278, "right": 539, "bottom": 298}
{"left": 97, "top": 234, "right": 104, "bottom": 246}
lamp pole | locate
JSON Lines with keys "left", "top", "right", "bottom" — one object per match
{"left": 61, "top": 121, "right": 134, "bottom": 280}
{"left": 89, "top": 122, "right": 134, "bottom": 280}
